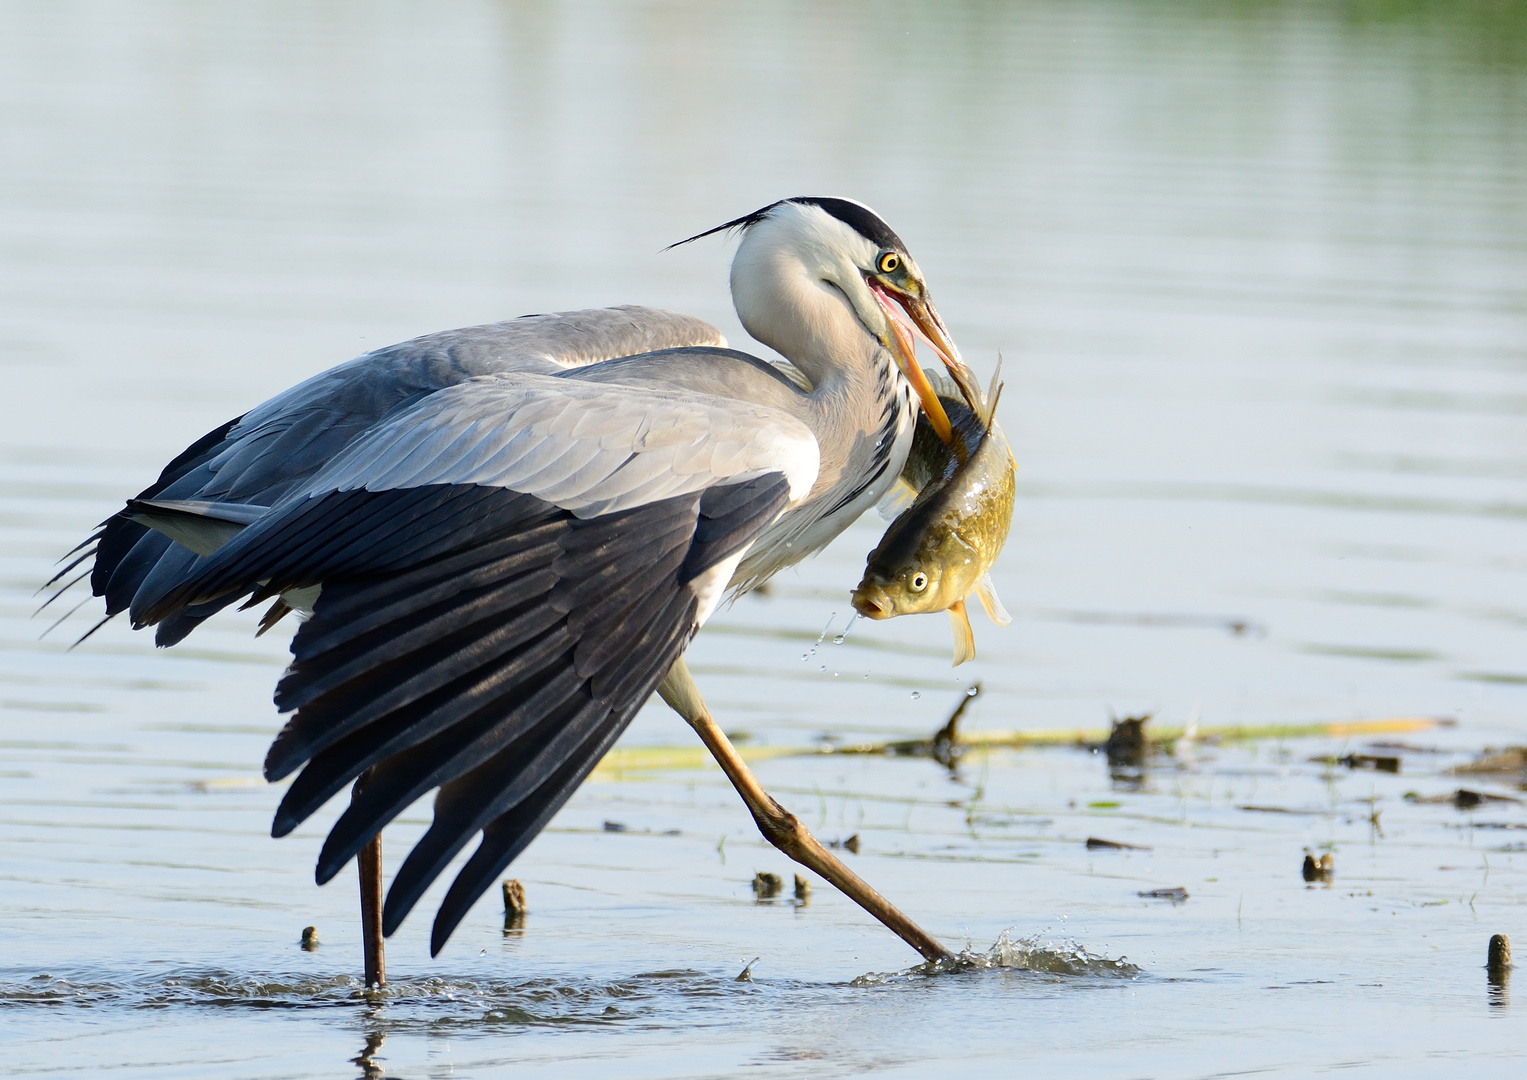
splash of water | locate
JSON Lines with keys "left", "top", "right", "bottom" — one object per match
{"left": 853, "top": 930, "right": 1140, "bottom": 985}
{"left": 803, "top": 613, "right": 836, "bottom": 664}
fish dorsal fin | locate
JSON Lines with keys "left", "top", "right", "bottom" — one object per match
{"left": 948, "top": 598, "right": 976, "bottom": 666}
{"left": 983, "top": 381, "right": 1005, "bottom": 432}
{"left": 975, "top": 573, "right": 1012, "bottom": 627}
{"left": 980, "top": 353, "right": 1004, "bottom": 429}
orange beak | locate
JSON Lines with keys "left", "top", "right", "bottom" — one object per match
{"left": 869, "top": 283, "right": 981, "bottom": 455}
{"left": 895, "top": 290, "right": 985, "bottom": 418}
{"left": 870, "top": 284, "right": 956, "bottom": 447}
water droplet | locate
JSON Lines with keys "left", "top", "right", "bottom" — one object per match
{"left": 832, "top": 635, "right": 845, "bottom": 645}
{"left": 966, "top": 686, "right": 979, "bottom": 697}
{"left": 910, "top": 691, "right": 921, "bottom": 700}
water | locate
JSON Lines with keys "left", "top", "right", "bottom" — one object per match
{"left": 2, "top": 1, "right": 1525, "bottom": 1075}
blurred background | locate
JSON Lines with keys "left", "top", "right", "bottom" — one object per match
{"left": 1, "top": 2, "right": 1525, "bottom": 1076}
{"left": 3, "top": 0, "right": 1524, "bottom": 734}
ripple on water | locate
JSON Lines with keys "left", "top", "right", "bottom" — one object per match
{"left": 0, "top": 967, "right": 757, "bottom": 1027}
{"left": 2, "top": 942, "right": 1137, "bottom": 1027}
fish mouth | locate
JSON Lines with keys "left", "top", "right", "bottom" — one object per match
{"left": 850, "top": 583, "right": 894, "bottom": 620}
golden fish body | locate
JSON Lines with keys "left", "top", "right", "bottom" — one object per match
{"left": 851, "top": 388, "right": 1015, "bottom": 665}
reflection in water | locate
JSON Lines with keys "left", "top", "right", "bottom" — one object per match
{"left": 1487, "top": 966, "right": 1510, "bottom": 1010}
{"left": 352, "top": 1030, "right": 386, "bottom": 1080}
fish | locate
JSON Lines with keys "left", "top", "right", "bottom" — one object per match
{"left": 851, "top": 364, "right": 1015, "bottom": 665}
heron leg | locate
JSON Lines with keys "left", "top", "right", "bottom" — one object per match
{"left": 658, "top": 657, "right": 952, "bottom": 963}
{"left": 353, "top": 772, "right": 386, "bottom": 988}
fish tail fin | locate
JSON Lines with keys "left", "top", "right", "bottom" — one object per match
{"left": 949, "top": 598, "right": 976, "bottom": 666}
{"left": 975, "top": 573, "right": 1013, "bottom": 627}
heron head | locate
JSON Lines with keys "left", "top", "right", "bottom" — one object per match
{"left": 673, "top": 198, "right": 980, "bottom": 443}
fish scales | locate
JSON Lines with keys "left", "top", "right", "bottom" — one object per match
{"left": 852, "top": 388, "right": 1015, "bottom": 665}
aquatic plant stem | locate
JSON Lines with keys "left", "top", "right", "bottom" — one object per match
{"left": 658, "top": 657, "right": 952, "bottom": 963}
{"left": 353, "top": 772, "right": 385, "bottom": 989}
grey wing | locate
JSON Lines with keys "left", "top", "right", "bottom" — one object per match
{"left": 303, "top": 374, "right": 819, "bottom": 515}
{"left": 129, "top": 380, "right": 814, "bottom": 953}
{"left": 68, "top": 307, "right": 724, "bottom": 644}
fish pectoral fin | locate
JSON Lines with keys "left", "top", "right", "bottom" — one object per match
{"left": 976, "top": 573, "right": 1013, "bottom": 627}
{"left": 948, "top": 599, "right": 976, "bottom": 666}
{"left": 875, "top": 477, "right": 919, "bottom": 521}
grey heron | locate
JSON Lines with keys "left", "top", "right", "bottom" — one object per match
{"left": 54, "top": 197, "right": 975, "bottom": 982}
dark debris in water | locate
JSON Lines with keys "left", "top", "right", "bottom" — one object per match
{"left": 1104, "top": 714, "right": 1153, "bottom": 767}
{"left": 1406, "top": 788, "right": 1523, "bottom": 809}
{"left": 752, "top": 871, "right": 784, "bottom": 899}
{"left": 1302, "top": 853, "right": 1336, "bottom": 882}
{"left": 1138, "top": 887, "right": 1190, "bottom": 903}
{"left": 1332, "top": 753, "right": 1401, "bottom": 774}
{"left": 1453, "top": 747, "right": 1527, "bottom": 776}
{"left": 1086, "top": 836, "right": 1150, "bottom": 851}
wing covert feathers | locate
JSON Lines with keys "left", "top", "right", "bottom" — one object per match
{"left": 303, "top": 374, "right": 817, "bottom": 517}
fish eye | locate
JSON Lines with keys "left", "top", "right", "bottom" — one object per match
{"left": 909, "top": 571, "right": 928, "bottom": 592}
{"left": 877, "top": 251, "right": 901, "bottom": 275}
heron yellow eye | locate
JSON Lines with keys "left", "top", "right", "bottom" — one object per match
{"left": 877, "top": 251, "right": 901, "bottom": 275}
{"left": 909, "top": 571, "right": 928, "bottom": 592}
